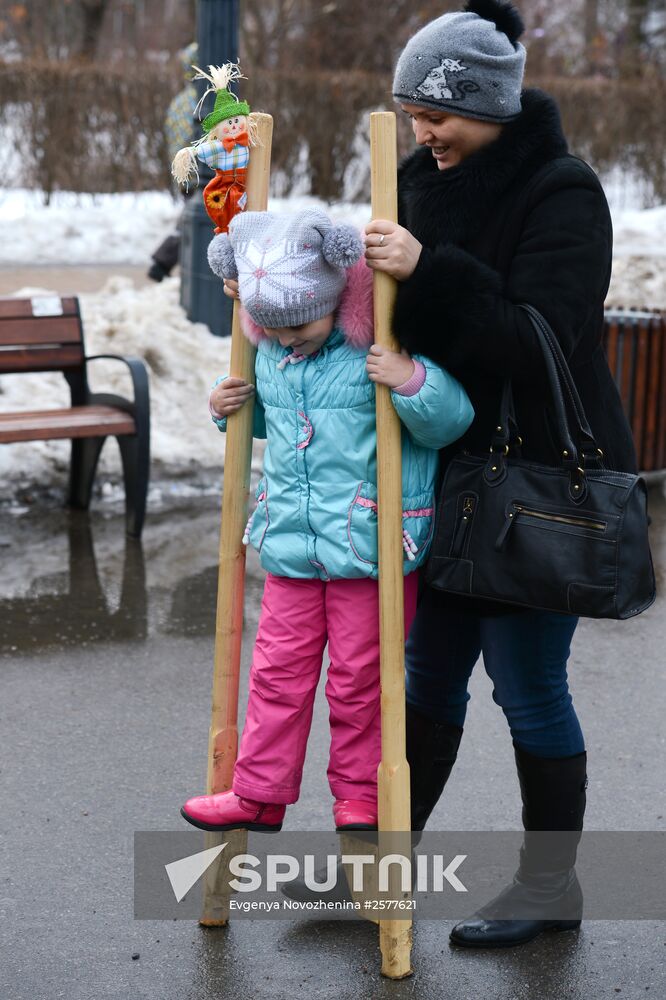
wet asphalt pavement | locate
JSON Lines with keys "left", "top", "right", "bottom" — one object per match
{"left": 0, "top": 483, "right": 665, "bottom": 1000}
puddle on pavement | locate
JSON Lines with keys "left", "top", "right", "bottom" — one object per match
{"left": 0, "top": 493, "right": 266, "bottom": 655}
{"left": 0, "top": 483, "right": 663, "bottom": 657}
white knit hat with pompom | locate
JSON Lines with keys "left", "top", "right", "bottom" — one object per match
{"left": 207, "top": 209, "right": 363, "bottom": 328}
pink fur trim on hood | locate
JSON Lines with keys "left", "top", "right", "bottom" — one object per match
{"left": 336, "top": 256, "right": 374, "bottom": 349}
{"left": 239, "top": 256, "right": 374, "bottom": 349}
{"left": 239, "top": 307, "right": 266, "bottom": 346}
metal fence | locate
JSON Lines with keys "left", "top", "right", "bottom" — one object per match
{"left": 604, "top": 310, "right": 666, "bottom": 473}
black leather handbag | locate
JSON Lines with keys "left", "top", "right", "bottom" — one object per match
{"left": 425, "top": 304, "right": 656, "bottom": 619}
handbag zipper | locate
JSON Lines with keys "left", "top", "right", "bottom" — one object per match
{"left": 514, "top": 505, "right": 606, "bottom": 531}
{"left": 451, "top": 496, "right": 475, "bottom": 557}
{"left": 495, "top": 503, "right": 606, "bottom": 551}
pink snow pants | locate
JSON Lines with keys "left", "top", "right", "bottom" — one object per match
{"left": 233, "top": 572, "right": 419, "bottom": 805}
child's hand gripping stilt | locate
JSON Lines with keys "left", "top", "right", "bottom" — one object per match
{"left": 209, "top": 376, "right": 256, "bottom": 546}
{"left": 365, "top": 343, "right": 415, "bottom": 388}
{"left": 209, "top": 376, "right": 255, "bottom": 418}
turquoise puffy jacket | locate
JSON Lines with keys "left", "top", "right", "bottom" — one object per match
{"left": 213, "top": 326, "right": 474, "bottom": 581}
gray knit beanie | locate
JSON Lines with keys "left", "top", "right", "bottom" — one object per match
{"left": 207, "top": 209, "right": 363, "bottom": 328}
{"left": 393, "top": 0, "right": 526, "bottom": 123}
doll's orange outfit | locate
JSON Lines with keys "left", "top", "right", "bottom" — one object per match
{"left": 197, "top": 133, "right": 249, "bottom": 233}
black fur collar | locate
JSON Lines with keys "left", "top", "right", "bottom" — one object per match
{"left": 398, "top": 88, "right": 568, "bottom": 247}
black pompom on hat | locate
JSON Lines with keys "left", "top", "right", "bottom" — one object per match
{"left": 464, "top": 0, "right": 525, "bottom": 45}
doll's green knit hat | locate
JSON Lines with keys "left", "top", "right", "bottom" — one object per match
{"left": 192, "top": 62, "right": 251, "bottom": 133}
{"left": 202, "top": 88, "right": 250, "bottom": 133}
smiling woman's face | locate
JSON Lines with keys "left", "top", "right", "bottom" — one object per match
{"left": 400, "top": 103, "right": 503, "bottom": 170}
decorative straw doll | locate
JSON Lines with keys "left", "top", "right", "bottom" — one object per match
{"left": 171, "top": 63, "right": 259, "bottom": 234}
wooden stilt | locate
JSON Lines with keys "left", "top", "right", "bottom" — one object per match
{"left": 200, "top": 113, "right": 274, "bottom": 926}
{"left": 371, "top": 111, "right": 413, "bottom": 979}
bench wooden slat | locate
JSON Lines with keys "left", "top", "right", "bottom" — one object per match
{"left": 0, "top": 345, "right": 84, "bottom": 372}
{"left": 0, "top": 317, "right": 83, "bottom": 346}
{"left": 0, "top": 406, "right": 136, "bottom": 443}
{"left": 0, "top": 297, "right": 78, "bottom": 319}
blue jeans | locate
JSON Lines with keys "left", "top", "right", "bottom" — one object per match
{"left": 405, "top": 588, "right": 585, "bottom": 758}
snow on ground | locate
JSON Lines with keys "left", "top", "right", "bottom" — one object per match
{"left": 0, "top": 190, "right": 181, "bottom": 267}
{"left": 1, "top": 186, "right": 664, "bottom": 262}
{"left": 606, "top": 203, "right": 666, "bottom": 309}
{"left": 0, "top": 189, "right": 370, "bottom": 267}
{"left": 611, "top": 204, "right": 666, "bottom": 258}
{"left": 0, "top": 187, "right": 664, "bottom": 495}
{"left": 606, "top": 256, "right": 666, "bottom": 311}
{"left": 0, "top": 187, "right": 664, "bottom": 306}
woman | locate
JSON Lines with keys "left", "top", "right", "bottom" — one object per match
{"left": 364, "top": 0, "right": 637, "bottom": 948}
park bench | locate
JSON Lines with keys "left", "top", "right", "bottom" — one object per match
{"left": 0, "top": 295, "right": 149, "bottom": 537}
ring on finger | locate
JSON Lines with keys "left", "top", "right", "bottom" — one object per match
{"left": 378, "top": 234, "right": 385, "bottom": 247}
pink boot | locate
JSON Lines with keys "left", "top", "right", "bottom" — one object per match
{"left": 181, "top": 790, "right": 285, "bottom": 832}
{"left": 333, "top": 798, "right": 378, "bottom": 831}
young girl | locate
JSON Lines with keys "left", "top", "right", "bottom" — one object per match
{"left": 180, "top": 209, "right": 474, "bottom": 833}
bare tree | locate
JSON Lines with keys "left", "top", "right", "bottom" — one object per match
{"left": 0, "top": 0, "right": 664, "bottom": 202}
{"left": 78, "top": 0, "right": 110, "bottom": 60}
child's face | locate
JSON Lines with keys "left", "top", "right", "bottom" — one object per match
{"left": 263, "top": 313, "right": 335, "bottom": 355}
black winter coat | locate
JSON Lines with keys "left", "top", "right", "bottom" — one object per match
{"left": 394, "top": 88, "right": 637, "bottom": 480}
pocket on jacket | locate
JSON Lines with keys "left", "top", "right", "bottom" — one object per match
{"left": 347, "top": 482, "right": 379, "bottom": 566}
{"left": 347, "top": 482, "right": 435, "bottom": 567}
{"left": 402, "top": 491, "right": 435, "bottom": 561}
{"left": 248, "top": 476, "right": 270, "bottom": 552}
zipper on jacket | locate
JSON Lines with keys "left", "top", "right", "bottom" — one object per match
{"left": 495, "top": 502, "right": 607, "bottom": 551}
{"left": 451, "top": 496, "right": 475, "bottom": 557}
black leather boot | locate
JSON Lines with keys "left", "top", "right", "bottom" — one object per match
{"left": 407, "top": 704, "right": 463, "bottom": 832}
{"left": 281, "top": 706, "right": 462, "bottom": 905}
{"left": 449, "top": 743, "right": 587, "bottom": 948}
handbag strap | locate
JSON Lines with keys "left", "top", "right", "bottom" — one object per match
{"left": 516, "top": 305, "right": 580, "bottom": 464}
{"left": 519, "top": 304, "right": 603, "bottom": 466}
{"left": 485, "top": 306, "right": 598, "bottom": 501}
{"left": 491, "top": 380, "right": 522, "bottom": 455}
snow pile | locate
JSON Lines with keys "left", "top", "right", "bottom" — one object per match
{"left": 607, "top": 257, "right": 666, "bottom": 311}
{"left": 0, "top": 276, "right": 263, "bottom": 489}
{"left": 0, "top": 187, "right": 664, "bottom": 305}
{"left": 612, "top": 205, "right": 666, "bottom": 258}
{"left": 0, "top": 190, "right": 370, "bottom": 267}
{"left": 0, "top": 190, "right": 180, "bottom": 266}
{"left": 606, "top": 205, "right": 666, "bottom": 309}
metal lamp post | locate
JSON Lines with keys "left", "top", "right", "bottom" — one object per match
{"left": 180, "top": 0, "right": 241, "bottom": 336}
